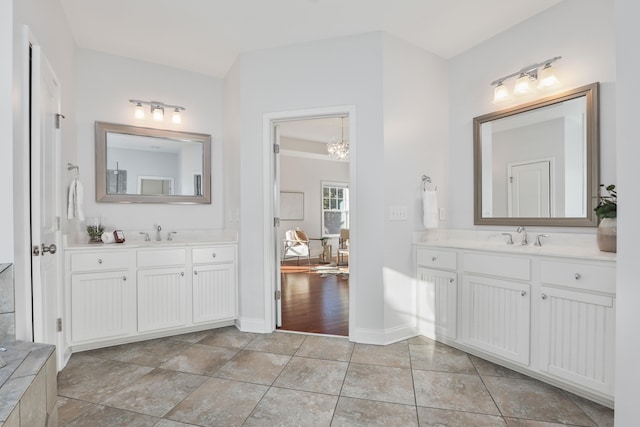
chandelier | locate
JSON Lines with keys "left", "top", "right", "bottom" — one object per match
{"left": 327, "top": 116, "right": 349, "bottom": 160}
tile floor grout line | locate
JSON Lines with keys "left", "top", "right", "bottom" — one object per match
{"left": 407, "top": 338, "right": 422, "bottom": 425}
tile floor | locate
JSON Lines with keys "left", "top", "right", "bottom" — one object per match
{"left": 56, "top": 327, "right": 614, "bottom": 426}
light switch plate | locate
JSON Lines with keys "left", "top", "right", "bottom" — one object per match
{"left": 389, "top": 206, "right": 408, "bottom": 221}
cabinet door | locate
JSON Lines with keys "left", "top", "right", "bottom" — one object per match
{"left": 417, "top": 267, "right": 457, "bottom": 340}
{"left": 462, "top": 275, "right": 530, "bottom": 365}
{"left": 71, "top": 271, "right": 132, "bottom": 343}
{"left": 539, "top": 286, "right": 615, "bottom": 395}
{"left": 192, "top": 264, "right": 237, "bottom": 323}
{"left": 137, "top": 268, "right": 187, "bottom": 332}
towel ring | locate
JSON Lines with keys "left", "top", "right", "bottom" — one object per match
{"left": 422, "top": 175, "right": 436, "bottom": 191}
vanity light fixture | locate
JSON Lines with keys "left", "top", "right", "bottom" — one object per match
{"left": 490, "top": 56, "right": 561, "bottom": 103}
{"left": 129, "top": 99, "right": 186, "bottom": 123}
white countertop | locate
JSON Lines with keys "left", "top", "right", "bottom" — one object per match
{"left": 414, "top": 229, "right": 616, "bottom": 262}
{"left": 64, "top": 229, "right": 238, "bottom": 250}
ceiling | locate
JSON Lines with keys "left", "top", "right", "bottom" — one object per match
{"left": 59, "top": 0, "right": 564, "bottom": 79}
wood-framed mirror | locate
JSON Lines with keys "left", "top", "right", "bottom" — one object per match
{"left": 95, "top": 121, "right": 211, "bottom": 204}
{"left": 473, "top": 82, "right": 599, "bottom": 226}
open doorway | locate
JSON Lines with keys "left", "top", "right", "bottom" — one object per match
{"left": 273, "top": 114, "right": 351, "bottom": 336}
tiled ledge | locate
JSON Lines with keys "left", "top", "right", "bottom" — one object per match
{"left": 0, "top": 342, "right": 57, "bottom": 426}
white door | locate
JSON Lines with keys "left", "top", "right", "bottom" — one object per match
{"left": 508, "top": 160, "right": 551, "bottom": 217}
{"left": 273, "top": 124, "right": 283, "bottom": 327}
{"left": 30, "top": 46, "right": 63, "bottom": 366}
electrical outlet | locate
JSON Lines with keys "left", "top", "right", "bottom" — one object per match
{"left": 389, "top": 206, "right": 408, "bottom": 221}
{"left": 439, "top": 207, "right": 446, "bottom": 220}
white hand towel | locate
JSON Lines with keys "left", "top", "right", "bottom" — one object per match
{"left": 67, "top": 177, "right": 85, "bottom": 221}
{"left": 422, "top": 189, "right": 439, "bottom": 229}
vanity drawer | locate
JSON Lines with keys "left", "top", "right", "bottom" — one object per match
{"left": 464, "top": 253, "right": 530, "bottom": 281}
{"left": 192, "top": 246, "right": 235, "bottom": 264}
{"left": 540, "top": 260, "right": 616, "bottom": 294}
{"left": 137, "top": 249, "right": 187, "bottom": 268}
{"left": 70, "top": 251, "right": 130, "bottom": 272}
{"left": 417, "top": 248, "right": 457, "bottom": 270}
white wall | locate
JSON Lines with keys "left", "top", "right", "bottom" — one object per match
{"left": 614, "top": 0, "right": 640, "bottom": 423}
{"left": 75, "top": 49, "right": 225, "bottom": 232}
{"left": 448, "top": 0, "right": 616, "bottom": 231}
{"left": 223, "top": 60, "right": 241, "bottom": 231}
{"left": 382, "top": 34, "right": 449, "bottom": 334}
{"left": 235, "top": 33, "right": 386, "bottom": 333}
{"left": 0, "top": 0, "right": 13, "bottom": 262}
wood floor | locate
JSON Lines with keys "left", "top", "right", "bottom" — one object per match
{"left": 279, "top": 260, "right": 349, "bottom": 336}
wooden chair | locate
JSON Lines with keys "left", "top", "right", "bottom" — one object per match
{"left": 337, "top": 228, "right": 349, "bottom": 266}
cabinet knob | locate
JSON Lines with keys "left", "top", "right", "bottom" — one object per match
{"left": 541, "top": 293, "right": 548, "bottom": 300}
{"left": 194, "top": 270, "right": 198, "bottom": 275}
{"left": 98, "top": 259, "right": 103, "bottom": 264}
{"left": 431, "top": 256, "right": 437, "bottom": 262}
{"left": 448, "top": 278, "right": 455, "bottom": 284}
{"left": 122, "top": 276, "right": 127, "bottom": 281}
{"left": 212, "top": 253, "right": 217, "bottom": 258}
{"left": 574, "top": 273, "right": 581, "bottom": 280}
{"left": 181, "top": 271, "right": 185, "bottom": 277}
{"left": 521, "top": 291, "right": 527, "bottom": 297}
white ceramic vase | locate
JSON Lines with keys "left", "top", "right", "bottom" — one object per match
{"left": 597, "top": 217, "right": 617, "bottom": 253}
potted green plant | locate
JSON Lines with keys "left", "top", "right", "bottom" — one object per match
{"left": 594, "top": 184, "right": 617, "bottom": 253}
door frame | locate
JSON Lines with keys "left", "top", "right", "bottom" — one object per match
{"left": 262, "top": 105, "right": 357, "bottom": 336}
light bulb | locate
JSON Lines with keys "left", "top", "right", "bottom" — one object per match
{"left": 152, "top": 106, "right": 164, "bottom": 122}
{"left": 514, "top": 73, "right": 532, "bottom": 95}
{"left": 172, "top": 108, "right": 182, "bottom": 124}
{"left": 493, "top": 82, "right": 509, "bottom": 103}
{"left": 538, "top": 63, "right": 559, "bottom": 89}
{"left": 134, "top": 103, "right": 145, "bottom": 119}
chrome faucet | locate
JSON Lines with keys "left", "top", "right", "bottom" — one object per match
{"left": 156, "top": 225, "right": 162, "bottom": 241}
{"left": 516, "top": 226, "right": 528, "bottom": 245}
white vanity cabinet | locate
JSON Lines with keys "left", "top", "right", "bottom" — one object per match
{"left": 68, "top": 251, "right": 135, "bottom": 343}
{"left": 414, "top": 242, "right": 616, "bottom": 407}
{"left": 416, "top": 248, "right": 457, "bottom": 340}
{"left": 65, "top": 240, "right": 238, "bottom": 351}
{"left": 461, "top": 253, "right": 531, "bottom": 366}
{"left": 537, "top": 260, "right": 616, "bottom": 396}
{"left": 136, "top": 248, "right": 188, "bottom": 332}
{"left": 191, "top": 246, "right": 237, "bottom": 323}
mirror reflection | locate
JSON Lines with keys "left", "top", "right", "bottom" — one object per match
{"left": 474, "top": 83, "right": 599, "bottom": 226}
{"left": 96, "top": 122, "right": 211, "bottom": 204}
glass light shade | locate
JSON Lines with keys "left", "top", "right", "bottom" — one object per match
{"left": 327, "top": 137, "right": 349, "bottom": 160}
{"left": 514, "top": 73, "right": 533, "bottom": 95}
{"left": 152, "top": 107, "right": 164, "bottom": 122}
{"left": 538, "top": 64, "right": 559, "bottom": 89}
{"left": 134, "top": 103, "right": 145, "bottom": 119}
{"left": 171, "top": 109, "right": 182, "bottom": 124}
{"left": 493, "top": 82, "right": 509, "bottom": 103}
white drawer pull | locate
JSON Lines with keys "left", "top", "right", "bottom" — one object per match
{"left": 98, "top": 259, "right": 103, "bottom": 264}
{"left": 541, "top": 293, "right": 548, "bottom": 300}
{"left": 574, "top": 273, "right": 581, "bottom": 280}
{"left": 521, "top": 291, "right": 527, "bottom": 297}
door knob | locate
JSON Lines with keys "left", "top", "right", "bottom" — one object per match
{"left": 42, "top": 244, "right": 57, "bottom": 255}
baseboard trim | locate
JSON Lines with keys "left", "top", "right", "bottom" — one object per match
{"left": 351, "top": 323, "right": 417, "bottom": 345}
{"left": 236, "top": 317, "right": 270, "bottom": 333}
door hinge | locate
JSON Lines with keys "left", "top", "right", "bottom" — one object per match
{"left": 274, "top": 217, "right": 280, "bottom": 227}
{"left": 56, "top": 318, "right": 62, "bottom": 332}
{"left": 55, "top": 216, "right": 61, "bottom": 231}
{"left": 273, "top": 144, "right": 280, "bottom": 154}
{"left": 55, "top": 113, "right": 65, "bottom": 129}
{"left": 275, "top": 290, "right": 281, "bottom": 300}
